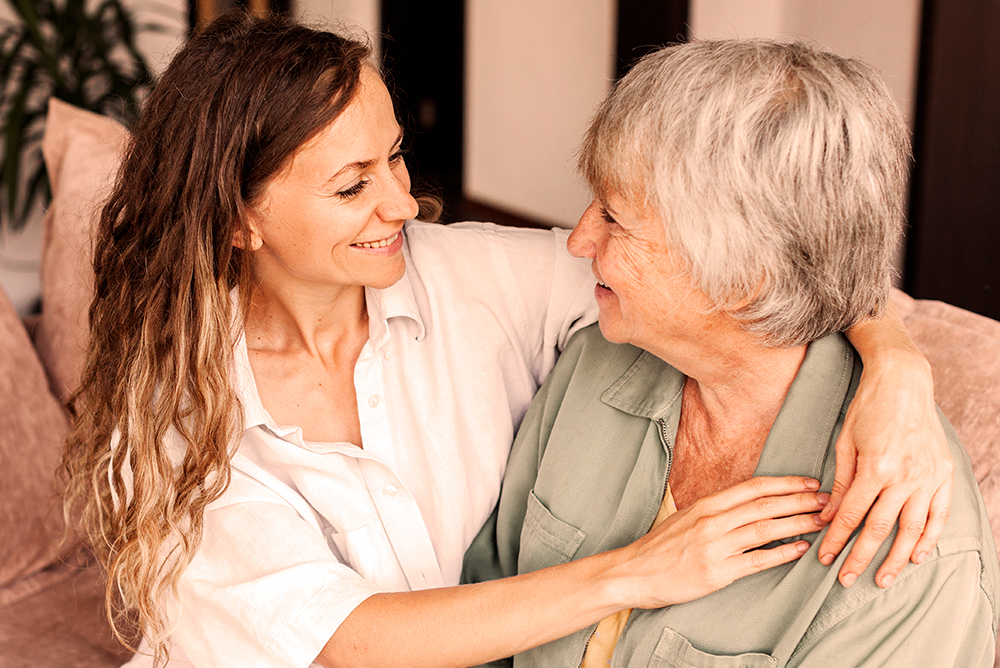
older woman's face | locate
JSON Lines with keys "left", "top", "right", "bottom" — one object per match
{"left": 567, "top": 196, "right": 717, "bottom": 357}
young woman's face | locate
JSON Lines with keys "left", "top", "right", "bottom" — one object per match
{"left": 246, "top": 68, "right": 419, "bottom": 295}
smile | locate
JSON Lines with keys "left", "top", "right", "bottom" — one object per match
{"left": 352, "top": 232, "right": 399, "bottom": 249}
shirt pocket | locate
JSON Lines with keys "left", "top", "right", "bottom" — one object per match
{"left": 517, "top": 489, "right": 587, "bottom": 574}
{"left": 644, "top": 628, "right": 777, "bottom": 668}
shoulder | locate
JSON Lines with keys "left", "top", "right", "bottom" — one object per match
{"left": 403, "top": 219, "right": 568, "bottom": 262}
{"left": 800, "top": 412, "right": 999, "bottom": 656}
{"left": 543, "top": 325, "right": 641, "bottom": 387}
{"left": 527, "top": 324, "right": 666, "bottom": 423}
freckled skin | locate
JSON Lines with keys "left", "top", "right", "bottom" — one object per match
{"left": 239, "top": 69, "right": 420, "bottom": 446}
{"left": 246, "top": 68, "right": 419, "bottom": 301}
{"left": 566, "top": 197, "right": 721, "bottom": 363}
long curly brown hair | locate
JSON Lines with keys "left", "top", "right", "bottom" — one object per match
{"left": 61, "top": 12, "right": 386, "bottom": 665}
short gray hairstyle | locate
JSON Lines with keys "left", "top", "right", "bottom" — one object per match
{"left": 579, "top": 39, "right": 911, "bottom": 347}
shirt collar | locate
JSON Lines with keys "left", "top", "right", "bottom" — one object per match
{"left": 232, "top": 228, "right": 427, "bottom": 432}
{"left": 364, "top": 235, "right": 425, "bottom": 348}
{"left": 600, "top": 333, "right": 857, "bottom": 480}
{"left": 755, "top": 333, "right": 857, "bottom": 479}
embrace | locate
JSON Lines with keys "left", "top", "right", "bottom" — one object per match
{"left": 62, "top": 12, "right": 995, "bottom": 668}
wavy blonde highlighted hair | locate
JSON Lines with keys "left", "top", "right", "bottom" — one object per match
{"left": 60, "top": 12, "right": 405, "bottom": 665}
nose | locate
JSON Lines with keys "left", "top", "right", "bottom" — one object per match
{"left": 567, "top": 200, "right": 603, "bottom": 259}
{"left": 377, "top": 162, "right": 420, "bottom": 221}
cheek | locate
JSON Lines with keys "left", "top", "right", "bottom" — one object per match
{"left": 605, "top": 240, "right": 649, "bottom": 286}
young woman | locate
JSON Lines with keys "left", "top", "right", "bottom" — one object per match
{"left": 64, "top": 13, "right": 952, "bottom": 668}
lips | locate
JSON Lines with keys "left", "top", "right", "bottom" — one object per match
{"left": 352, "top": 232, "right": 399, "bottom": 249}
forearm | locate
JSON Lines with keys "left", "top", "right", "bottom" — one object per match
{"left": 845, "top": 301, "right": 930, "bottom": 375}
{"left": 318, "top": 550, "right": 627, "bottom": 668}
{"left": 319, "top": 477, "right": 827, "bottom": 668}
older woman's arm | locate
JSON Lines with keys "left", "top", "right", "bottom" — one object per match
{"left": 825, "top": 301, "right": 954, "bottom": 589}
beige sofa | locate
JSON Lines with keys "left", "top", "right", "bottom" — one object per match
{"left": 1, "top": 99, "right": 999, "bottom": 667}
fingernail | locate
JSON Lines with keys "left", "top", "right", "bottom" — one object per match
{"left": 880, "top": 574, "right": 895, "bottom": 588}
{"left": 913, "top": 551, "right": 927, "bottom": 564}
{"left": 816, "top": 492, "right": 830, "bottom": 505}
{"left": 841, "top": 572, "right": 857, "bottom": 588}
{"left": 814, "top": 513, "right": 829, "bottom": 526}
{"left": 804, "top": 478, "right": 820, "bottom": 490}
{"left": 819, "top": 553, "right": 833, "bottom": 566}
{"left": 796, "top": 541, "right": 809, "bottom": 554}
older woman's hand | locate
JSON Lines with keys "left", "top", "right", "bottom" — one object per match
{"left": 825, "top": 307, "right": 954, "bottom": 589}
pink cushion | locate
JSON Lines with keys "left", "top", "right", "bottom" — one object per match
{"left": 35, "top": 99, "right": 127, "bottom": 400}
{"left": 0, "top": 560, "right": 136, "bottom": 667}
{"left": 0, "top": 287, "right": 76, "bottom": 592}
{"left": 891, "top": 289, "right": 1000, "bottom": 549}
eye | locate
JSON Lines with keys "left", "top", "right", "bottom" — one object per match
{"left": 389, "top": 147, "right": 409, "bottom": 165}
{"left": 600, "top": 206, "right": 617, "bottom": 224}
{"left": 336, "top": 180, "right": 369, "bottom": 199}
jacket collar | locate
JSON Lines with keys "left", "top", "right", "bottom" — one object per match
{"left": 600, "top": 333, "right": 857, "bottom": 480}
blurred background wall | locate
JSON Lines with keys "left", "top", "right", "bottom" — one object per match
{"left": 1, "top": 0, "right": 995, "bottom": 320}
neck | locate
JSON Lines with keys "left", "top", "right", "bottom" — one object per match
{"left": 244, "top": 276, "right": 369, "bottom": 358}
{"left": 681, "top": 342, "right": 807, "bottom": 437}
{"left": 664, "top": 325, "right": 808, "bottom": 509}
{"left": 644, "top": 313, "right": 807, "bottom": 428}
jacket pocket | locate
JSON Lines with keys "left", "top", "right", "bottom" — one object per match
{"left": 517, "top": 489, "right": 587, "bottom": 573}
{"left": 646, "top": 627, "right": 777, "bottom": 668}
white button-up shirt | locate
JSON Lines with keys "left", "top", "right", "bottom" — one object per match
{"left": 125, "top": 221, "right": 597, "bottom": 668}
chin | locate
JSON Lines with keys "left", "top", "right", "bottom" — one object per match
{"left": 597, "top": 316, "right": 627, "bottom": 344}
{"left": 366, "top": 263, "right": 407, "bottom": 290}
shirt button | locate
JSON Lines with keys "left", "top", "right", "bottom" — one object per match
{"left": 383, "top": 484, "right": 398, "bottom": 498}
{"left": 384, "top": 349, "right": 395, "bottom": 360}
{"left": 368, "top": 394, "right": 381, "bottom": 408}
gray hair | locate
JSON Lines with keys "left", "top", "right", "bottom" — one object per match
{"left": 579, "top": 39, "right": 911, "bottom": 347}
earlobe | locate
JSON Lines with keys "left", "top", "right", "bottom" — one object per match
{"left": 233, "top": 220, "right": 263, "bottom": 251}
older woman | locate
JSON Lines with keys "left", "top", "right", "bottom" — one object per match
{"left": 464, "top": 39, "right": 998, "bottom": 667}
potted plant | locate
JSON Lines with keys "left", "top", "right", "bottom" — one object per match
{"left": 0, "top": 0, "right": 160, "bottom": 232}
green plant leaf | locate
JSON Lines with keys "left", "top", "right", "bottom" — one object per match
{"left": 1, "top": 0, "right": 162, "bottom": 231}
{"left": 2, "top": 60, "right": 38, "bottom": 221}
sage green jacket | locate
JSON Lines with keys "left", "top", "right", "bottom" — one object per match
{"left": 463, "top": 326, "right": 999, "bottom": 667}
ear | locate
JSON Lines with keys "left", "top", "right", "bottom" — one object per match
{"left": 232, "top": 216, "right": 263, "bottom": 252}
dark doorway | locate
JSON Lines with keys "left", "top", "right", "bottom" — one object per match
{"left": 377, "top": 0, "right": 691, "bottom": 228}
{"left": 616, "top": 0, "right": 690, "bottom": 78}
{"left": 906, "top": 0, "right": 1000, "bottom": 319}
{"left": 380, "top": 0, "right": 465, "bottom": 222}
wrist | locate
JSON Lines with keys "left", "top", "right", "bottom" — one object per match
{"left": 586, "top": 542, "right": 650, "bottom": 611}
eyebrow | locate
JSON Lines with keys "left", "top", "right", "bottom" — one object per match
{"left": 325, "top": 129, "right": 405, "bottom": 184}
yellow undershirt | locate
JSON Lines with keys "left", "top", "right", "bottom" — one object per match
{"left": 581, "top": 485, "right": 678, "bottom": 668}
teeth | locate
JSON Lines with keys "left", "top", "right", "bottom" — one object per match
{"left": 597, "top": 279, "right": 609, "bottom": 289}
{"left": 356, "top": 233, "right": 398, "bottom": 249}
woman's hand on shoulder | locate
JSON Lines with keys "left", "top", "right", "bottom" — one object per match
{"left": 818, "top": 345, "right": 953, "bottom": 590}
{"left": 612, "top": 476, "right": 828, "bottom": 609}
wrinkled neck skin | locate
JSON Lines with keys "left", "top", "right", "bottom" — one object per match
{"left": 651, "top": 315, "right": 809, "bottom": 508}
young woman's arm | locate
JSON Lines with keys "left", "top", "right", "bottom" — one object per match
{"left": 834, "top": 302, "right": 953, "bottom": 589}
{"left": 318, "top": 477, "right": 827, "bottom": 668}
